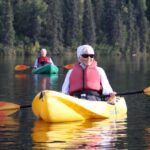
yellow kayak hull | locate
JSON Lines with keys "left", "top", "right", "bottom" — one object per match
{"left": 32, "top": 90, "right": 127, "bottom": 123}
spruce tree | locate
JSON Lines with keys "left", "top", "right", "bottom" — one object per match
{"left": 82, "top": 0, "right": 96, "bottom": 46}
{"left": 44, "top": 0, "right": 63, "bottom": 53}
{"left": 62, "top": 0, "right": 80, "bottom": 48}
{"left": 91, "top": 0, "right": 105, "bottom": 43}
{"left": 0, "top": 0, "right": 15, "bottom": 48}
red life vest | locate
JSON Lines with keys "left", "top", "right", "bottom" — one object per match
{"left": 69, "top": 61, "right": 102, "bottom": 95}
{"left": 38, "top": 56, "right": 49, "bottom": 65}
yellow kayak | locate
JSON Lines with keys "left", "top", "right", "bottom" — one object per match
{"left": 32, "top": 90, "right": 127, "bottom": 123}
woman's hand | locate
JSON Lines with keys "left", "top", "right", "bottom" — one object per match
{"left": 107, "top": 92, "right": 117, "bottom": 105}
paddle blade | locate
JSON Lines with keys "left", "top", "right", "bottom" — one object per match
{"left": 63, "top": 64, "right": 74, "bottom": 69}
{"left": 144, "top": 87, "right": 150, "bottom": 95}
{"left": 0, "top": 109, "right": 19, "bottom": 117}
{"left": 0, "top": 102, "right": 20, "bottom": 116}
{"left": 15, "top": 65, "right": 31, "bottom": 71}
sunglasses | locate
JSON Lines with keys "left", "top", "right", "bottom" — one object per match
{"left": 81, "top": 54, "right": 94, "bottom": 58}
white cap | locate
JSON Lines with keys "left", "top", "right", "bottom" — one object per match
{"left": 77, "top": 45, "right": 94, "bottom": 58}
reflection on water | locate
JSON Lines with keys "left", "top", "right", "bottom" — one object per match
{"left": 15, "top": 73, "right": 28, "bottom": 80}
{"left": 33, "top": 74, "right": 58, "bottom": 92}
{"left": 0, "top": 55, "right": 150, "bottom": 149}
{"left": 32, "top": 119, "right": 127, "bottom": 149}
{"left": 15, "top": 72, "right": 58, "bottom": 92}
{"left": 0, "top": 117, "right": 19, "bottom": 148}
{"left": 145, "top": 128, "right": 150, "bottom": 150}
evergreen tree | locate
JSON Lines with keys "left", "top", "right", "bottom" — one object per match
{"left": 13, "top": 0, "right": 47, "bottom": 43}
{"left": 114, "top": 13, "right": 127, "bottom": 54}
{"left": 44, "top": 0, "right": 63, "bottom": 53}
{"left": 126, "top": 0, "right": 140, "bottom": 54}
{"left": 0, "top": 0, "right": 15, "bottom": 48}
{"left": 0, "top": 0, "right": 149, "bottom": 55}
{"left": 82, "top": 0, "right": 96, "bottom": 46}
{"left": 62, "top": 0, "right": 80, "bottom": 48}
{"left": 91, "top": 0, "right": 105, "bottom": 43}
{"left": 102, "top": 0, "right": 117, "bottom": 45}
{"left": 113, "top": 1, "right": 127, "bottom": 54}
{"left": 146, "top": 0, "right": 150, "bottom": 22}
{"left": 134, "top": 0, "right": 148, "bottom": 53}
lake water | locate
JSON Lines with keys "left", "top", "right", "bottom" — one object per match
{"left": 0, "top": 54, "right": 150, "bottom": 149}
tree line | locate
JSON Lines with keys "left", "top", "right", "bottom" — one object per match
{"left": 0, "top": 0, "right": 150, "bottom": 56}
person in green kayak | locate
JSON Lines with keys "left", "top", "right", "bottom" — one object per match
{"left": 33, "top": 48, "right": 54, "bottom": 68}
{"left": 62, "top": 44, "right": 116, "bottom": 104}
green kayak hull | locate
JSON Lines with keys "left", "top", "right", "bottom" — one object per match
{"left": 32, "top": 64, "right": 59, "bottom": 74}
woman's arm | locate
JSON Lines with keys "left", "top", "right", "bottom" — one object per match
{"left": 97, "top": 67, "right": 113, "bottom": 95}
{"left": 49, "top": 58, "right": 54, "bottom": 64}
{"left": 33, "top": 58, "right": 38, "bottom": 68}
{"left": 62, "top": 69, "right": 72, "bottom": 94}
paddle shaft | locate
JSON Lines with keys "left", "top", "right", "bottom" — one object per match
{"left": 0, "top": 86, "right": 149, "bottom": 117}
{"left": 101, "top": 90, "right": 144, "bottom": 98}
{"left": 17, "top": 90, "right": 145, "bottom": 108}
{"left": 11, "top": 91, "right": 142, "bottom": 109}
{"left": 15, "top": 63, "right": 74, "bottom": 71}
{"left": 20, "top": 104, "right": 31, "bottom": 109}
{"left": 116, "top": 90, "right": 143, "bottom": 96}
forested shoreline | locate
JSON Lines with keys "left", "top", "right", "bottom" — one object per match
{"left": 0, "top": 0, "right": 150, "bottom": 56}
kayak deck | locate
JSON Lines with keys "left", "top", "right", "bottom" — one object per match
{"left": 32, "top": 90, "right": 127, "bottom": 123}
{"left": 32, "top": 64, "right": 59, "bottom": 74}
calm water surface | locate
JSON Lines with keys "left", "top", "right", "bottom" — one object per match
{"left": 0, "top": 54, "right": 150, "bottom": 149}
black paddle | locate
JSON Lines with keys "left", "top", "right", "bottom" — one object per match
{"left": 101, "top": 86, "right": 150, "bottom": 98}
{"left": 0, "top": 86, "right": 150, "bottom": 116}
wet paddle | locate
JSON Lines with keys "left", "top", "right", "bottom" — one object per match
{"left": 0, "top": 101, "right": 31, "bottom": 116}
{"left": 15, "top": 65, "right": 31, "bottom": 71}
{"left": 0, "top": 102, "right": 31, "bottom": 110}
{"left": 1, "top": 86, "right": 150, "bottom": 116}
{"left": 15, "top": 64, "right": 74, "bottom": 71}
{"left": 101, "top": 86, "right": 150, "bottom": 98}
{"left": 63, "top": 64, "right": 74, "bottom": 69}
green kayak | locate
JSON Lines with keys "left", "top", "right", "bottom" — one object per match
{"left": 32, "top": 64, "right": 59, "bottom": 74}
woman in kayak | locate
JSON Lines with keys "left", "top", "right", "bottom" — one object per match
{"left": 33, "top": 48, "right": 54, "bottom": 68}
{"left": 62, "top": 44, "right": 116, "bottom": 103}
